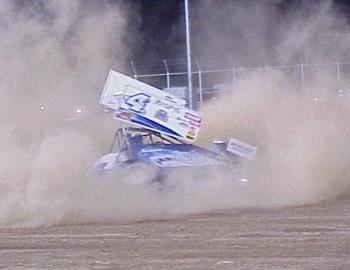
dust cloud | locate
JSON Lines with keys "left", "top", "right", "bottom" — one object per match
{"left": 0, "top": 0, "right": 127, "bottom": 227}
{"left": 199, "top": 69, "right": 350, "bottom": 207}
{"left": 198, "top": 0, "right": 350, "bottom": 206}
{"left": 1, "top": 0, "right": 350, "bottom": 228}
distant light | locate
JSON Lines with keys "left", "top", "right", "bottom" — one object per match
{"left": 39, "top": 106, "right": 45, "bottom": 111}
{"left": 313, "top": 97, "right": 319, "bottom": 102}
{"left": 104, "top": 108, "right": 109, "bottom": 113}
{"left": 213, "top": 138, "right": 225, "bottom": 144}
{"left": 240, "top": 178, "right": 248, "bottom": 183}
{"left": 76, "top": 108, "right": 82, "bottom": 114}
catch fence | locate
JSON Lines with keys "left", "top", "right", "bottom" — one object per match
{"left": 128, "top": 59, "right": 350, "bottom": 106}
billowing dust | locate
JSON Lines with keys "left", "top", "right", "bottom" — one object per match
{"left": 1, "top": 1, "right": 350, "bottom": 227}
{"left": 199, "top": 69, "right": 350, "bottom": 207}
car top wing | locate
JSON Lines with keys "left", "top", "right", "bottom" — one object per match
{"left": 100, "top": 70, "right": 202, "bottom": 143}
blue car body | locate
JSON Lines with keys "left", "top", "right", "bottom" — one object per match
{"left": 93, "top": 127, "right": 246, "bottom": 185}
{"left": 94, "top": 127, "right": 228, "bottom": 172}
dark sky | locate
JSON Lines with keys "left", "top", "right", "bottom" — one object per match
{"left": 126, "top": 0, "right": 186, "bottom": 62}
{"left": 126, "top": 0, "right": 350, "bottom": 65}
{"left": 13, "top": 0, "right": 350, "bottom": 68}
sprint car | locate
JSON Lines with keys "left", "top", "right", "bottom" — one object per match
{"left": 93, "top": 126, "right": 248, "bottom": 185}
{"left": 93, "top": 70, "right": 257, "bottom": 184}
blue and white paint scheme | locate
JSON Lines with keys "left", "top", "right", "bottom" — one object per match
{"left": 99, "top": 70, "right": 201, "bottom": 142}
{"left": 93, "top": 127, "right": 226, "bottom": 172}
{"left": 94, "top": 70, "right": 257, "bottom": 185}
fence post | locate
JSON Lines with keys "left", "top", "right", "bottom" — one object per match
{"left": 163, "top": 59, "right": 170, "bottom": 89}
{"left": 336, "top": 61, "right": 341, "bottom": 87}
{"left": 232, "top": 65, "right": 236, "bottom": 83}
{"left": 196, "top": 58, "right": 203, "bottom": 106}
{"left": 300, "top": 63, "right": 305, "bottom": 87}
{"left": 130, "top": 61, "right": 138, "bottom": 79}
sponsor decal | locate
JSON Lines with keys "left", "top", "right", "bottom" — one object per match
{"left": 178, "top": 121, "right": 189, "bottom": 130}
{"left": 154, "top": 109, "right": 169, "bottom": 122}
{"left": 186, "top": 135, "right": 195, "bottom": 140}
{"left": 116, "top": 111, "right": 133, "bottom": 121}
{"left": 164, "top": 95, "right": 179, "bottom": 104}
{"left": 176, "top": 117, "right": 190, "bottom": 129}
{"left": 185, "top": 112, "right": 202, "bottom": 123}
{"left": 189, "top": 120, "right": 201, "bottom": 128}
{"left": 154, "top": 99, "right": 181, "bottom": 113}
{"left": 226, "top": 138, "right": 257, "bottom": 160}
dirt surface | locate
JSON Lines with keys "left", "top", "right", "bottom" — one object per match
{"left": 1, "top": 198, "right": 350, "bottom": 270}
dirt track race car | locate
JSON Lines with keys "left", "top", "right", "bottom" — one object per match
{"left": 93, "top": 70, "right": 257, "bottom": 184}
